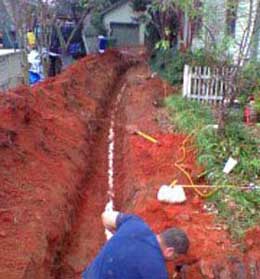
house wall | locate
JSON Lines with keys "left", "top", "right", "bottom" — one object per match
{"left": 204, "top": 0, "right": 226, "bottom": 42}
{"left": 0, "top": 50, "right": 23, "bottom": 91}
{"left": 83, "top": 35, "right": 98, "bottom": 54}
{"left": 103, "top": 2, "right": 145, "bottom": 44}
{"left": 192, "top": 0, "right": 226, "bottom": 50}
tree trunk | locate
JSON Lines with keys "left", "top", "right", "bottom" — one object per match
{"left": 217, "top": 101, "right": 228, "bottom": 134}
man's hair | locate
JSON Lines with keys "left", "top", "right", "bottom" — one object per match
{"left": 160, "top": 228, "right": 189, "bottom": 254}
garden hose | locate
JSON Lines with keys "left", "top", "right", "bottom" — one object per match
{"left": 173, "top": 131, "right": 220, "bottom": 199}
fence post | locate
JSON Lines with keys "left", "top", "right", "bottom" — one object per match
{"left": 183, "top": 64, "right": 189, "bottom": 97}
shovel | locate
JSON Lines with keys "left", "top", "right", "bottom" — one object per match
{"left": 126, "top": 125, "right": 159, "bottom": 144}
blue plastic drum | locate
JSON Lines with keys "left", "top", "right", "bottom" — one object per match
{"left": 98, "top": 35, "right": 108, "bottom": 53}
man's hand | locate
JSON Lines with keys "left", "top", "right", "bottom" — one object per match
{"left": 102, "top": 211, "right": 120, "bottom": 234}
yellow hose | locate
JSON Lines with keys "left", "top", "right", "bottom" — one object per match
{"left": 175, "top": 163, "right": 220, "bottom": 198}
{"left": 173, "top": 132, "right": 220, "bottom": 199}
{"left": 135, "top": 128, "right": 221, "bottom": 197}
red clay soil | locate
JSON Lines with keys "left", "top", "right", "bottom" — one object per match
{"left": 0, "top": 50, "right": 259, "bottom": 279}
{"left": 60, "top": 60, "right": 260, "bottom": 278}
{"left": 112, "top": 63, "right": 260, "bottom": 278}
{"left": 0, "top": 50, "right": 129, "bottom": 279}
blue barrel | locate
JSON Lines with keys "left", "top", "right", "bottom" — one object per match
{"left": 98, "top": 35, "right": 108, "bottom": 53}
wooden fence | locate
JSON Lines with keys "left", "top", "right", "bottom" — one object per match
{"left": 183, "top": 65, "right": 233, "bottom": 104}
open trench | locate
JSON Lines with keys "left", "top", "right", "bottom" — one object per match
{"left": 56, "top": 61, "right": 164, "bottom": 278}
{"left": 55, "top": 66, "right": 132, "bottom": 278}
{"left": 57, "top": 58, "right": 260, "bottom": 279}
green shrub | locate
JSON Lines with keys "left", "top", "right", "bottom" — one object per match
{"left": 239, "top": 62, "right": 260, "bottom": 104}
{"left": 150, "top": 48, "right": 220, "bottom": 86}
{"left": 253, "top": 91, "right": 260, "bottom": 113}
{"left": 131, "top": 0, "right": 148, "bottom": 11}
{"left": 151, "top": 48, "right": 186, "bottom": 85}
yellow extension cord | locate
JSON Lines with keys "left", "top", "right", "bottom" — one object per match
{"left": 172, "top": 132, "right": 220, "bottom": 199}
{"left": 136, "top": 129, "right": 226, "bottom": 198}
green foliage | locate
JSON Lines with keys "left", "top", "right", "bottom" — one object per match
{"left": 131, "top": 0, "right": 148, "bottom": 12}
{"left": 254, "top": 92, "right": 260, "bottom": 113}
{"left": 145, "top": 22, "right": 161, "bottom": 48}
{"left": 150, "top": 48, "right": 214, "bottom": 85}
{"left": 237, "top": 61, "right": 260, "bottom": 115}
{"left": 134, "top": 0, "right": 179, "bottom": 49}
{"left": 175, "top": 0, "right": 202, "bottom": 19}
{"left": 166, "top": 95, "right": 260, "bottom": 238}
{"left": 208, "top": 189, "right": 260, "bottom": 240}
{"left": 166, "top": 95, "right": 214, "bottom": 131}
{"left": 79, "top": 0, "right": 89, "bottom": 8}
{"left": 155, "top": 40, "right": 170, "bottom": 50}
{"left": 151, "top": 49, "right": 187, "bottom": 85}
{"left": 240, "top": 62, "right": 260, "bottom": 100}
{"left": 83, "top": 0, "right": 122, "bottom": 35}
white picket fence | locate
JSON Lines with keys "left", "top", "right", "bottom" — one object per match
{"left": 183, "top": 65, "right": 233, "bottom": 104}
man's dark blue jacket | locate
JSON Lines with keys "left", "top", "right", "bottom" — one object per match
{"left": 82, "top": 214, "right": 168, "bottom": 278}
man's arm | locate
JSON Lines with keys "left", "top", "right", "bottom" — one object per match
{"left": 101, "top": 210, "right": 120, "bottom": 233}
{"left": 102, "top": 211, "right": 144, "bottom": 233}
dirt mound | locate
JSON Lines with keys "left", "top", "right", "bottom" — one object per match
{"left": 0, "top": 50, "right": 128, "bottom": 279}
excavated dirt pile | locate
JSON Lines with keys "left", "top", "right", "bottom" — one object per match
{"left": 0, "top": 50, "right": 129, "bottom": 279}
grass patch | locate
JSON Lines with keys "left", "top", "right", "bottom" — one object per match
{"left": 166, "top": 95, "right": 260, "bottom": 239}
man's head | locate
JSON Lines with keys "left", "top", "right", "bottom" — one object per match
{"left": 157, "top": 228, "right": 189, "bottom": 260}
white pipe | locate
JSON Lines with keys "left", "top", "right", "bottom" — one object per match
{"left": 105, "top": 119, "right": 115, "bottom": 240}
{"left": 104, "top": 88, "right": 125, "bottom": 240}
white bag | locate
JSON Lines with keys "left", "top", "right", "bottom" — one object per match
{"left": 157, "top": 185, "right": 187, "bottom": 204}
